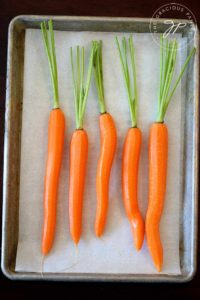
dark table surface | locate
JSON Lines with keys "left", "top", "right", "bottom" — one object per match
{"left": 0, "top": 0, "right": 200, "bottom": 299}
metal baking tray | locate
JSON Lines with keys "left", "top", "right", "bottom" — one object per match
{"left": 1, "top": 15, "right": 199, "bottom": 282}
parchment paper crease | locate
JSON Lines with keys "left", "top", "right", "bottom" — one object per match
{"left": 15, "top": 29, "right": 183, "bottom": 274}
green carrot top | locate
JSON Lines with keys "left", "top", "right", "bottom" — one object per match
{"left": 41, "top": 20, "right": 59, "bottom": 109}
{"left": 92, "top": 40, "right": 106, "bottom": 114}
{"left": 157, "top": 35, "right": 196, "bottom": 123}
{"left": 70, "top": 45, "right": 94, "bottom": 130}
{"left": 116, "top": 36, "right": 138, "bottom": 128}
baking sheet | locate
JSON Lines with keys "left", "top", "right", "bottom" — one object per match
{"left": 15, "top": 29, "right": 183, "bottom": 274}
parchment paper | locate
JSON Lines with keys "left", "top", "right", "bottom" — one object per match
{"left": 16, "top": 29, "right": 184, "bottom": 274}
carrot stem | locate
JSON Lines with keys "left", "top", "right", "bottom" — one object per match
{"left": 129, "top": 36, "right": 138, "bottom": 121}
{"left": 92, "top": 40, "right": 106, "bottom": 114}
{"left": 156, "top": 35, "right": 196, "bottom": 122}
{"left": 115, "top": 36, "right": 137, "bottom": 127}
{"left": 70, "top": 45, "right": 94, "bottom": 129}
{"left": 163, "top": 47, "right": 196, "bottom": 115}
{"left": 41, "top": 20, "right": 59, "bottom": 109}
{"left": 159, "top": 35, "right": 164, "bottom": 101}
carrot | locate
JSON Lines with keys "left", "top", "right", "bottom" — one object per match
{"left": 146, "top": 122, "right": 168, "bottom": 271}
{"left": 146, "top": 35, "right": 196, "bottom": 271}
{"left": 41, "top": 20, "right": 65, "bottom": 255}
{"left": 122, "top": 127, "right": 144, "bottom": 250}
{"left": 69, "top": 129, "right": 88, "bottom": 244}
{"left": 42, "top": 109, "right": 65, "bottom": 254}
{"left": 69, "top": 45, "right": 94, "bottom": 244}
{"left": 92, "top": 41, "right": 117, "bottom": 237}
{"left": 95, "top": 112, "right": 116, "bottom": 236}
{"left": 116, "top": 36, "right": 144, "bottom": 250}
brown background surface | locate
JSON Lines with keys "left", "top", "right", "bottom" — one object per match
{"left": 0, "top": 0, "right": 199, "bottom": 299}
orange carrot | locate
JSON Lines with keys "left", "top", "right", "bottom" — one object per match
{"left": 116, "top": 36, "right": 144, "bottom": 250}
{"left": 92, "top": 41, "right": 117, "bottom": 236}
{"left": 42, "top": 109, "right": 65, "bottom": 254}
{"left": 146, "top": 123, "right": 168, "bottom": 271}
{"left": 146, "top": 36, "right": 196, "bottom": 271}
{"left": 41, "top": 20, "right": 65, "bottom": 255}
{"left": 69, "top": 129, "right": 88, "bottom": 244}
{"left": 95, "top": 113, "right": 117, "bottom": 236}
{"left": 69, "top": 45, "right": 94, "bottom": 244}
{"left": 122, "top": 128, "right": 144, "bottom": 250}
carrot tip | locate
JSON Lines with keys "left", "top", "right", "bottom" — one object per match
{"left": 73, "top": 238, "right": 80, "bottom": 245}
{"left": 42, "top": 246, "right": 49, "bottom": 256}
{"left": 155, "top": 263, "right": 162, "bottom": 272}
{"left": 130, "top": 218, "right": 145, "bottom": 251}
{"left": 95, "top": 223, "right": 103, "bottom": 237}
{"left": 95, "top": 231, "right": 103, "bottom": 238}
{"left": 134, "top": 243, "right": 142, "bottom": 251}
{"left": 71, "top": 232, "right": 80, "bottom": 245}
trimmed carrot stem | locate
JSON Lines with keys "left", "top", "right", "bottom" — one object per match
{"left": 41, "top": 20, "right": 59, "bottom": 109}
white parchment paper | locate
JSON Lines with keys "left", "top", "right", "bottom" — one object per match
{"left": 16, "top": 29, "right": 183, "bottom": 274}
